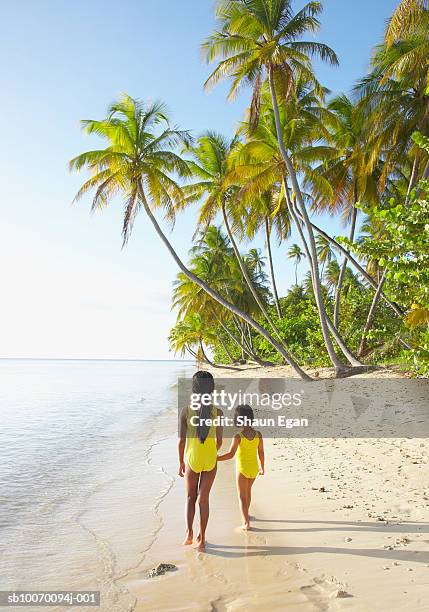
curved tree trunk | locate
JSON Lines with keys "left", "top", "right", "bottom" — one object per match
{"left": 138, "top": 185, "right": 312, "bottom": 381}
{"left": 334, "top": 204, "right": 358, "bottom": 328}
{"left": 217, "top": 317, "right": 270, "bottom": 365}
{"left": 416, "top": 158, "right": 429, "bottom": 197}
{"left": 307, "top": 221, "right": 404, "bottom": 317}
{"left": 407, "top": 154, "right": 420, "bottom": 200}
{"left": 217, "top": 333, "right": 235, "bottom": 363}
{"left": 210, "top": 305, "right": 269, "bottom": 365}
{"left": 357, "top": 271, "right": 386, "bottom": 358}
{"left": 221, "top": 203, "right": 287, "bottom": 349}
{"left": 186, "top": 345, "right": 198, "bottom": 359}
{"left": 284, "top": 180, "right": 361, "bottom": 367}
{"left": 199, "top": 339, "right": 239, "bottom": 371}
{"left": 265, "top": 216, "right": 282, "bottom": 318}
{"left": 269, "top": 70, "right": 348, "bottom": 374}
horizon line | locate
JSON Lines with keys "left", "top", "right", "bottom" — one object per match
{"left": 0, "top": 357, "right": 195, "bottom": 362}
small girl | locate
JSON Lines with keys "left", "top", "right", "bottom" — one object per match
{"left": 217, "top": 405, "right": 264, "bottom": 530}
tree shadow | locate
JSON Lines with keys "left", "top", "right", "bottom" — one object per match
{"left": 204, "top": 518, "right": 429, "bottom": 562}
{"left": 249, "top": 518, "right": 429, "bottom": 535}
{"left": 205, "top": 541, "right": 429, "bottom": 564}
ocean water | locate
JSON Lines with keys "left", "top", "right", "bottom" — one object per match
{"left": 0, "top": 359, "right": 195, "bottom": 611}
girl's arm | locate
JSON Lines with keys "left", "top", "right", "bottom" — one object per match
{"left": 216, "top": 408, "right": 224, "bottom": 450}
{"left": 178, "top": 407, "right": 187, "bottom": 477}
{"left": 257, "top": 433, "right": 265, "bottom": 475}
{"left": 218, "top": 434, "right": 240, "bottom": 461}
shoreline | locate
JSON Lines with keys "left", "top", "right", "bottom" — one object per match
{"left": 121, "top": 365, "right": 429, "bottom": 611}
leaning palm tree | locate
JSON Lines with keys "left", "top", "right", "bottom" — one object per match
{"left": 184, "top": 131, "right": 288, "bottom": 348}
{"left": 240, "top": 187, "right": 289, "bottom": 318}
{"left": 288, "top": 243, "right": 305, "bottom": 285}
{"left": 69, "top": 95, "right": 310, "bottom": 379}
{"left": 173, "top": 229, "right": 272, "bottom": 365}
{"left": 202, "top": 4, "right": 359, "bottom": 374}
{"left": 227, "top": 82, "right": 361, "bottom": 367}
{"left": 309, "top": 94, "right": 380, "bottom": 328}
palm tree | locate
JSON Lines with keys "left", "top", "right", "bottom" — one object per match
{"left": 309, "top": 94, "right": 380, "bottom": 328}
{"left": 250, "top": 190, "right": 287, "bottom": 319}
{"left": 69, "top": 94, "right": 311, "bottom": 379}
{"left": 173, "top": 228, "right": 272, "bottom": 365}
{"left": 202, "top": 5, "right": 358, "bottom": 374}
{"left": 184, "top": 131, "right": 289, "bottom": 349}
{"left": 324, "top": 260, "right": 341, "bottom": 293}
{"left": 228, "top": 84, "right": 361, "bottom": 367}
{"left": 288, "top": 243, "right": 305, "bottom": 285}
{"left": 316, "top": 234, "right": 335, "bottom": 276}
{"left": 169, "top": 313, "right": 238, "bottom": 369}
{"left": 355, "top": 216, "right": 390, "bottom": 357}
{"left": 357, "top": 0, "right": 429, "bottom": 194}
{"left": 385, "top": 0, "right": 429, "bottom": 45}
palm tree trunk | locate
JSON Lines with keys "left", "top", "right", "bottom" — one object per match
{"left": 138, "top": 186, "right": 312, "bottom": 381}
{"left": 186, "top": 345, "right": 198, "bottom": 359}
{"left": 306, "top": 220, "right": 404, "bottom": 317}
{"left": 416, "top": 159, "right": 429, "bottom": 197}
{"left": 217, "top": 334, "right": 235, "bottom": 363}
{"left": 221, "top": 203, "right": 287, "bottom": 348}
{"left": 264, "top": 217, "right": 282, "bottom": 318}
{"left": 407, "top": 154, "right": 420, "bottom": 199}
{"left": 246, "top": 322, "right": 254, "bottom": 351}
{"left": 295, "top": 262, "right": 298, "bottom": 286}
{"left": 334, "top": 205, "right": 358, "bottom": 328}
{"left": 269, "top": 70, "right": 348, "bottom": 374}
{"left": 217, "top": 316, "right": 269, "bottom": 365}
{"left": 357, "top": 271, "right": 386, "bottom": 358}
{"left": 210, "top": 305, "right": 258, "bottom": 363}
{"left": 199, "top": 339, "right": 239, "bottom": 370}
{"left": 284, "top": 180, "right": 361, "bottom": 367}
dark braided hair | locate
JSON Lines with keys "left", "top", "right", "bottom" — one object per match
{"left": 192, "top": 371, "right": 215, "bottom": 443}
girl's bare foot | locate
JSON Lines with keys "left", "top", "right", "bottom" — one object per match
{"left": 194, "top": 533, "right": 206, "bottom": 551}
{"left": 241, "top": 522, "right": 251, "bottom": 531}
{"left": 196, "top": 539, "right": 206, "bottom": 552}
{"left": 182, "top": 531, "right": 193, "bottom": 545}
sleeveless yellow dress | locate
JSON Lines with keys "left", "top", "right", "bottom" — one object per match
{"left": 186, "top": 406, "right": 217, "bottom": 473}
{"left": 236, "top": 432, "right": 260, "bottom": 479}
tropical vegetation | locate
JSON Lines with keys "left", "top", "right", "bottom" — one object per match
{"left": 70, "top": 0, "right": 429, "bottom": 379}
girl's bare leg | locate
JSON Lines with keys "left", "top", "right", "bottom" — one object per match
{"left": 236, "top": 472, "right": 251, "bottom": 530}
{"left": 184, "top": 465, "right": 199, "bottom": 545}
{"left": 195, "top": 466, "right": 217, "bottom": 551}
{"left": 247, "top": 477, "right": 256, "bottom": 522}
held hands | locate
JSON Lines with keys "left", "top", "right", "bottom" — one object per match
{"left": 178, "top": 461, "right": 185, "bottom": 477}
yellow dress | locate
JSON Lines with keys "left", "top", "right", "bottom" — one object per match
{"left": 186, "top": 406, "right": 217, "bottom": 473}
{"left": 236, "top": 432, "right": 260, "bottom": 479}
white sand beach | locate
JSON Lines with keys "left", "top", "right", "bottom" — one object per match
{"left": 120, "top": 366, "right": 429, "bottom": 612}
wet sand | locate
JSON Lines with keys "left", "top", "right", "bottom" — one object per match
{"left": 121, "top": 366, "right": 429, "bottom": 611}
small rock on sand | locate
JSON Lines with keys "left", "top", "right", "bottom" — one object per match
{"left": 331, "top": 589, "right": 352, "bottom": 598}
{"left": 147, "top": 563, "right": 177, "bottom": 578}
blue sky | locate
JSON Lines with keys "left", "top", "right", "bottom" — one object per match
{"left": 0, "top": 0, "right": 399, "bottom": 359}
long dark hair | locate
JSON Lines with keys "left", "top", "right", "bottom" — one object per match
{"left": 235, "top": 404, "right": 254, "bottom": 425}
{"left": 192, "top": 371, "right": 215, "bottom": 443}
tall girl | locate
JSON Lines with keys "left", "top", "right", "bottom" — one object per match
{"left": 178, "top": 371, "right": 223, "bottom": 551}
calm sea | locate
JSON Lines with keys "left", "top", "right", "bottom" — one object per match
{"left": 0, "top": 359, "right": 195, "bottom": 611}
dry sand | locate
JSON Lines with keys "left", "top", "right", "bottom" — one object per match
{"left": 120, "top": 366, "right": 429, "bottom": 611}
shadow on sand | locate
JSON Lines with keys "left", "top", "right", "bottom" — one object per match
{"left": 204, "top": 518, "right": 429, "bottom": 563}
